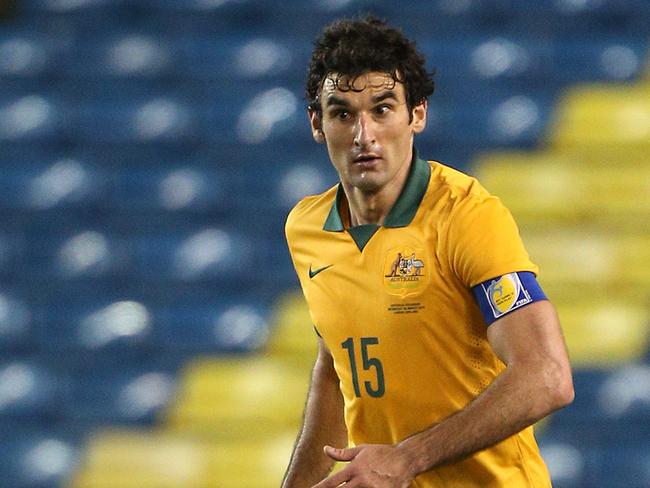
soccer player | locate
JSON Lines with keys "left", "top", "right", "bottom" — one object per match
{"left": 282, "top": 16, "right": 573, "bottom": 488}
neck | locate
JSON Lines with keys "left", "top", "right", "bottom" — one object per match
{"left": 343, "top": 187, "right": 390, "bottom": 226}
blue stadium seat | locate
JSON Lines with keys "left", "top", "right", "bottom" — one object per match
{"left": 0, "top": 429, "right": 80, "bottom": 488}
{"left": 273, "top": 161, "right": 337, "bottom": 210}
{"left": 59, "top": 32, "right": 177, "bottom": 80}
{"left": 120, "top": 222, "right": 258, "bottom": 287}
{"left": 0, "top": 32, "right": 56, "bottom": 80}
{"left": 0, "top": 290, "right": 33, "bottom": 351}
{"left": 594, "top": 365, "right": 650, "bottom": 443}
{"left": 200, "top": 82, "right": 312, "bottom": 146}
{"left": 111, "top": 164, "right": 224, "bottom": 213}
{"left": 541, "top": 441, "right": 650, "bottom": 488}
{"left": 176, "top": 34, "right": 310, "bottom": 83}
{"left": 25, "top": 226, "right": 123, "bottom": 282}
{"left": 420, "top": 36, "right": 553, "bottom": 89}
{"left": 539, "top": 441, "right": 590, "bottom": 488}
{"left": 497, "top": 2, "right": 650, "bottom": 38}
{"left": 551, "top": 38, "right": 648, "bottom": 83}
{"left": 0, "top": 359, "right": 62, "bottom": 420}
{"left": 35, "top": 293, "right": 156, "bottom": 353}
{"left": 543, "top": 366, "right": 650, "bottom": 448}
{"left": 0, "top": 157, "right": 107, "bottom": 211}
{"left": 157, "top": 297, "right": 271, "bottom": 353}
{"left": 216, "top": 152, "right": 336, "bottom": 212}
{"left": 427, "top": 89, "right": 554, "bottom": 149}
{"left": 21, "top": 0, "right": 125, "bottom": 16}
{"left": 0, "top": 232, "right": 25, "bottom": 279}
{"left": 63, "top": 364, "right": 176, "bottom": 426}
{"left": 137, "top": 0, "right": 263, "bottom": 14}
{"left": 0, "top": 93, "right": 65, "bottom": 144}
{"left": 587, "top": 446, "right": 650, "bottom": 488}
{"left": 67, "top": 90, "right": 200, "bottom": 145}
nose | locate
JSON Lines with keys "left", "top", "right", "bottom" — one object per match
{"left": 353, "top": 112, "right": 376, "bottom": 148}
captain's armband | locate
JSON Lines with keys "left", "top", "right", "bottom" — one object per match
{"left": 471, "top": 271, "right": 547, "bottom": 325}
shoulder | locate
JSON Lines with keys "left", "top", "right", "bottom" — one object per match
{"left": 428, "top": 161, "right": 492, "bottom": 204}
{"left": 285, "top": 184, "right": 338, "bottom": 241}
{"left": 422, "top": 161, "right": 502, "bottom": 224}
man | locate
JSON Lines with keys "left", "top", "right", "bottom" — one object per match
{"left": 283, "top": 16, "right": 573, "bottom": 488}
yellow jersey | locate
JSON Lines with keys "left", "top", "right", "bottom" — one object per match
{"left": 285, "top": 155, "right": 551, "bottom": 487}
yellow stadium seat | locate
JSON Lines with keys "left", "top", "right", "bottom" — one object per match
{"left": 266, "top": 290, "right": 318, "bottom": 364}
{"left": 479, "top": 146, "right": 650, "bottom": 165}
{"left": 165, "top": 355, "right": 309, "bottom": 437}
{"left": 557, "top": 301, "right": 650, "bottom": 367}
{"left": 474, "top": 151, "right": 650, "bottom": 227}
{"left": 69, "top": 429, "right": 296, "bottom": 488}
{"left": 69, "top": 430, "right": 217, "bottom": 488}
{"left": 548, "top": 84, "right": 650, "bottom": 149}
{"left": 522, "top": 231, "right": 650, "bottom": 293}
{"left": 205, "top": 433, "right": 296, "bottom": 488}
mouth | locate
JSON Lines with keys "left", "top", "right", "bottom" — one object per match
{"left": 352, "top": 153, "right": 382, "bottom": 166}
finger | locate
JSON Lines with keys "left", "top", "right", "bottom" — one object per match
{"left": 311, "top": 466, "right": 350, "bottom": 488}
{"left": 323, "top": 445, "right": 362, "bottom": 461}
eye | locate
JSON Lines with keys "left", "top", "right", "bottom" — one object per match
{"left": 374, "top": 104, "right": 392, "bottom": 115}
{"left": 335, "top": 110, "right": 350, "bottom": 120}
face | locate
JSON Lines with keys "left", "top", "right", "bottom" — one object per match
{"left": 309, "top": 72, "right": 427, "bottom": 194}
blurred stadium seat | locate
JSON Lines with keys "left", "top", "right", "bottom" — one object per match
{"left": 158, "top": 299, "right": 271, "bottom": 353}
{"left": 0, "top": 93, "right": 64, "bottom": 144}
{"left": 69, "top": 429, "right": 295, "bottom": 488}
{"left": 0, "top": 0, "right": 648, "bottom": 486}
{"left": 70, "top": 429, "right": 214, "bottom": 488}
{"left": 0, "top": 156, "right": 106, "bottom": 212}
{"left": 37, "top": 296, "right": 155, "bottom": 353}
{"left": 63, "top": 364, "right": 177, "bottom": 426}
{"left": 0, "top": 360, "right": 61, "bottom": 420}
{"left": 106, "top": 163, "right": 227, "bottom": 219}
{"left": 549, "top": 83, "right": 650, "bottom": 149}
{"left": 59, "top": 33, "right": 176, "bottom": 80}
{"left": 0, "top": 429, "right": 80, "bottom": 488}
{"left": 0, "top": 290, "right": 33, "bottom": 351}
{"left": 165, "top": 355, "right": 308, "bottom": 437}
{"left": 0, "top": 32, "right": 55, "bottom": 79}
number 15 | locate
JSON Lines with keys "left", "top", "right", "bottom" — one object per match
{"left": 341, "top": 337, "right": 385, "bottom": 398}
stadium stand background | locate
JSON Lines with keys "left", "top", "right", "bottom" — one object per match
{"left": 0, "top": 0, "right": 649, "bottom": 486}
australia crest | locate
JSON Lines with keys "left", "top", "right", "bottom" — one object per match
{"left": 383, "top": 246, "right": 428, "bottom": 297}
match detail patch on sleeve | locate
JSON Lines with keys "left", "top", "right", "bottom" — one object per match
{"left": 472, "top": 271, "right": 547, "bottom": 325}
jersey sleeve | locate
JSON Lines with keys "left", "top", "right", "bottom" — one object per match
{"left": 446, "top": 191, "right": 538, "bottom": 288}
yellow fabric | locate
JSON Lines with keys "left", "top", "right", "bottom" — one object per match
{"left": 285, "top": 160, "right": 550, "bottom": 487}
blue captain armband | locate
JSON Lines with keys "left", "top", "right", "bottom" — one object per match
{"left": 472, "top": 271, "right": 547, "bottom": 325}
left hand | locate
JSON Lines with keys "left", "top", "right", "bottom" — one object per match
{"left": 311, "top": 443, "right": 415, "bottom": 488}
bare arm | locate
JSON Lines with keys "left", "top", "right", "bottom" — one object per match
{"left": 398, "top": 300, "right": 574, "bottom": 472}
{"left": 282, "top": 338, "right": 347, "bottom": 488}
{"left": 314, "top": 300, "right": 574, "bottom": 488}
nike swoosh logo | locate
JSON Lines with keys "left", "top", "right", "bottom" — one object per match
{"left": 309, "top": 264, "right": 333, "bottom": 279}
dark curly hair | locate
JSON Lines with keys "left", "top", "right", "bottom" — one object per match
{"left": 307, "top": 16, "right": 435, "bottom": 121}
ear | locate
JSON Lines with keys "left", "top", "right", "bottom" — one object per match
{"left": 308, "top": 108, "right": 326, "bottom": 144}
{"left": 410, "top": 100, "right": 427, "bottom": 135}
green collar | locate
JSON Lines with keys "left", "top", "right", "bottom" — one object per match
{"left": 323, "top": 152, "right": 431, "bottom": 232}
